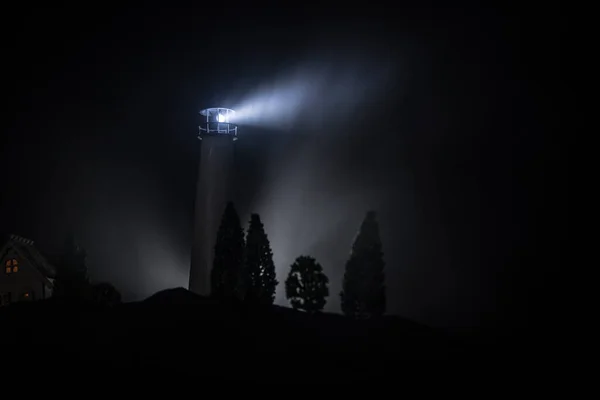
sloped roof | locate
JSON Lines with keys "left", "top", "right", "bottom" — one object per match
{"left": 1, "top": 234, "right": 56, "bottom": 285}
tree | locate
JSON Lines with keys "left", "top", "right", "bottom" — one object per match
{"left": 211, "top": 202, "right": 245, "bottom": 299}
{"left": 52, "top": 234, "right": 91, "bottom": 299}
{"left": 285, "top": 255, "right": 329, "bottom": 313}
{"left": 242, "top": 214, "right": 278, "bottom": 304}
{"left": 340, "top": 211, "right": 386, "bottom": 318}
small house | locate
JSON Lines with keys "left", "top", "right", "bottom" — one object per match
{"left": 0, "top": 234, "right": 55, "bottom": 306}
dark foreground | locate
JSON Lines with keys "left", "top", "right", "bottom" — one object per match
{"left": 0, "top": 288, "right": 498, "bottom": 380}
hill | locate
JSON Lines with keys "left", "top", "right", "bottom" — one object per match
{"left": 0, "top": 288, "right": 471, "bottom": 381}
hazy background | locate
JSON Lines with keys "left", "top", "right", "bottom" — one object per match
{"left": 0, "top": 5, "right": 561, "bottom": 332}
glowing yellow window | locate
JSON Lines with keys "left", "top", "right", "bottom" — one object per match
{"left": 4, "top": 259, "right": 19, "bottom": 273}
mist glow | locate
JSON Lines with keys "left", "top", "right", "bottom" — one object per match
{"left": 226, "top": 58, "right": 395, "bottom": 131}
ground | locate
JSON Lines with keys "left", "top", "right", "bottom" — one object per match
{"left": 1, "top": 288, "right": 490, "bottom": 381}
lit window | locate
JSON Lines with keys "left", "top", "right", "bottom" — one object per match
{"left": 4, "top": 259, "right": 19, "bottom": 273}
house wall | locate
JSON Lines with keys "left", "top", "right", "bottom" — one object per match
{"left": 0, "top": 248, "right": 49, "bottom": 305}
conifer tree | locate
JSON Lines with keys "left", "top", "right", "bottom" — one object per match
{"left": 243, "top": 214, "right": 277, "bottom": 304}
{"left": 340, "top": 211, "right": 386, "bottom": 318}
{"left": 211, "top": 202, "right": 245, "bottom": 299}
{"left": 53, "top": 234, "right": 90, "bottom": 299}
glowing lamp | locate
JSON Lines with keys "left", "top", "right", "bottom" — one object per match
{"left": 198, "top": 107, "right": 237, "bottom": 140}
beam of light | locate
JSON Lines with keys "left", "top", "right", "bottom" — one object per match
{"left": 79, "top": 160, "right": 191, "bottom": 302}
{"left": 133, "top": 222, "right": 189, "bottom": 295}
{"left": 225, "top": 56, "right": 398, "bottom": 132}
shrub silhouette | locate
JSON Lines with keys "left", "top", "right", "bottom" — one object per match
{"left": 285, "top": 255, "right": 329, "bottom": 313}
{"left": 91, "top": 282, "right": 121, "bottom": 306}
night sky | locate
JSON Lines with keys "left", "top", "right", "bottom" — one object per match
{"left": 1, "top": 5, "right": 561, "bottom": 332}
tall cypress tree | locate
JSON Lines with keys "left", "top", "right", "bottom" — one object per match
{"left": 211, "top": 202, "right": 245, "bottom": 299}
{"left": 243, "top": 213, "right": 278, "bottom": 304}
{"left": 53, "top": 234, "right": 90, "bottom": 299}
{"left": 340, "top": 211, "right": 386, "bottom": 318}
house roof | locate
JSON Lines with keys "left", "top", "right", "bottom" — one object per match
{"left": 0, "top": 234, "right": 56, "bottom": 287}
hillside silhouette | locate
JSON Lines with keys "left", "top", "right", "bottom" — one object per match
{"left": 1, "top": 288, "right": 472, "bottom": 380}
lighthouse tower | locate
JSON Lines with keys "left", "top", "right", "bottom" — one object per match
{"left": 189, "top": 107, "right": 237, "bottom": 296}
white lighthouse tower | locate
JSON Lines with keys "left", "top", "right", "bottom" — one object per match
{"left": 189, "top": 107, "right": 238, "bottom": 296}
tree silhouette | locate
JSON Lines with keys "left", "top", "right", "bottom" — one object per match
{"left": 91, "top": 282, "right": 122, "bottom": 306}
{"left": 211, "top": 202, "right": 245, "bottom": 299}
{"left": 242, "top": 214, "right": 277, "bottom": 304}
{"left": 53, "top": 234, "right": 91, "bottom": 299}
{"left": 340, "top": 211, "right": 386, "bottom": 318}
{"left": 285, "top": 255, "right": 329, "bottom": 313}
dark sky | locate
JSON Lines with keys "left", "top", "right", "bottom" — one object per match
{"left": 1, "top": 5, "right": 561, "bottom": 332}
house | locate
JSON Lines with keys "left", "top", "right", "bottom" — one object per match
{"left": 0, "top": 234, "right": 55, "bottom": 306}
